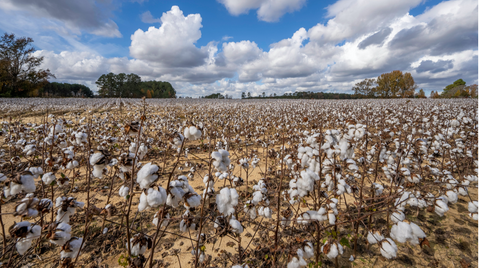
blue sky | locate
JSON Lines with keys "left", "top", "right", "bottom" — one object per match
{"left": 0, "top": 0, "right": 477, "bottom": 97}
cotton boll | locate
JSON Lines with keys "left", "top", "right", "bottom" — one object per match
{"left": 138, "top": 191, "right": 148, "bottom": 212}
{"left": 328, "top": 210, "right": 336, "bottom": 225}
{"left": 42, "top": 172, "right": 56, "bottom": 185}
{"left": 390, "top": 221, "right": 413, "bottom": 243}
{"left": 136, "top": 162, "right": 159, "bottom": 189}
{"left": 367, "top": 231, "right": 384, "bottom": 244}
{"left": 408, "top": 222, "right": 426, "bottom": 245}
{"left": 212, "top": 150, "right": 231, "bottom": 172}
{"left": 321, "top": 242, "right": 343, "bottom": 259}
{"left": 434, "top": 199, "right": 449, "bottom": 217}
{"left": 147, "top": 187, "right": 167, "bottom": 208}
{"left": 119, "top": 185, "right": 129, "bottom": 198}
{"left": 390, "top": 210, "right": 405, "bottom": 224}
{"left": 379, "top": 238, "right": 397, "bottom": 259}
{"left": 16, "top": 238, "right": 32, "bottom": 255}
{"left": 445, "top": 191, "right": 458, "bottom": 204}
{"left": 185, "top": 193, "right": 202, "bottom": 208}
{"left": 287, "top": 256, "right": 307, "bottom": 268}
{"left": 303, "top": 242, "right": 314, "bottom": 259}
{"left": 60, "top": 237, "right": 83, "bottom": 259}
{"left": 468, "top": 201, "right": 478, "bottom": 213}
{"left": 216, "top": 187, "right": 238, "bottom": 216}
{"left": 229, "top": 216, "right": 244, "bottom": 234}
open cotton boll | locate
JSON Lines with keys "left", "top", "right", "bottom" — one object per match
{"left": 16, "top": 238, "right": 32, "bottom": 255}
{"left": 185, "top": 193, "right": 202, "bottom": 208}
{"left": 287, "top": 256, "right": 307, "bottom": 268}
{"left": 0, "top": 173, "right": 6, "bottom": 182}
{"left": 321, "top": 242, "right": 343, "bottom": 259}
{"left": 445, "top": 191, "right": 458, "bottom": 204}
{"left": 408, "top": 222, "right": 426, "bottom": 245}
{"left": 390, "top": 221, "right": 413, "bottom": 243}
{"left": 229, "top": 216, "right": 244, "bottom": 234}
{"left": 212, "top": 150, "right": 231, "bottom": 172}
{"left": 119, "top": 185, "right": 129, "bottom": 198}
{"left": 136, "top": 162, "right": 159, "bottom": 189}
{"left": 216, "top": 187, "right": 238, "bottom": 216}
{"left": 328, "top": 210, "right": 336, "bottom": 225}
{"left": 146, "top": 187, "right": 167, "bottom": 208}
{"left": 60, "top": 237, "right": 83, "bottom": 260}
{"left": 367, "top": 231, "right": 384, "bottom": 244}
{"left": 258, "top": 206, "right": 272, "bottom": 218}
{"left": 153, "top": 212, "right": 170, "bottom": 227}
{"left": 138, "top": 191, "right": 148, "bottom": 212}
{"left": 126, "top": 239, "right": 147, "bottom": 256}
{"left": 380, "top": 238, "right": 397, "bottom": 259}
{"left": 302, "top": 242, "right": 314, "bottom": 259}
{"left": 468, "top": 201, "right": 478, "bottom": 213}
{"left": 42, "top": 172, "right": 56, "bottom": 185}
{"left": 184, "top": 126, "right": 202, "bottom": 140}
{"left": 390, "top": 210, "right": 405, "bottom": 224}
{"left": 434, "top": 199, "right": 449, "bottom": 217}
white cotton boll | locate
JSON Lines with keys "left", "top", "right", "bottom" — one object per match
{"left": 216, "top": 187, "right": 238, "bottom": 216}
{"left": 287, "top": 256, "right": 307, "bottom": 268}
{"left": 138, "top": 192, "right": 148, "bottom": 212}
{"left": 136, "top": 162, "right": 159, "bottom": 189}
{"left": 468, "top": 201, "right": 478, "bottom": 213}
{"left": 328, "top": 211, "right": 336, "bottom": 225}
{"left": 60, "top": 237, "right": 83, "bottom": 259}
{"left": 445, "top": 191, "right": 458, "bottom": 204}
{"left": 408, "top": 222, "right": 426, "bottom": 245}
{"left": 147, "top": 187, "right": 167, "bottom": 208}
{"left": 153, "top": 213, "right": 170, "bottom": 227}
{"left": 185, "top": 193, "right": 202, "bottom": 208}
{"left": 367, "top": 231, "right": 384, "bottom": 244}
{"left": 212, "top": 150, "right": 230, "bottom": 172}
{"left": 89, "top": 152, "right": 104, "bottom": 166}
{"left": 390, "top": 221, "right": 413, "bottom": 243}
{"left": 229, "top": 216, "right": 244, "bottom": 234}
{"left": 56, "top": 209, "right": 72, "bottom": 223}
{"left": 42, "top": 172, "right": 56, "bottom": 185}
{"left": 252, "top": 191, "right": 263, "bottom": 205}
{"left": 0, "top": 173, "right": 6, "bottom": 182}
{"left": 126, "top": 239, "right": 147, "bottom": 256}
{"left": 390, "top": 211, "right": 405, "bottom": 224}
{"left": 380, "top": 238, "right": 397, "bottom": 259}
{"left": 303, "top": 242, "right": 314, "bottom": 259}
{"left": 16, "top": 238, "right": 32, "bottom": 255}
{"left": 66, "top": 160, "right": 79, "bottom": 170}
{"left": 119, "top": 185, "right": 129, "bottom": 198}
{"left": 321, "top": 242, "right": 342, "bottom": 259}
{"left": 92, "top": 165, "right": 105, "bottom": 179}
{"left": 435, "top": 199, "right": 449, "bottom": 217}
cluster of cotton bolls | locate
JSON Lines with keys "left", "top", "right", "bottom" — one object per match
{"left": 251, "top": 179, "right": 272, "bottom": 219}
{"left": 184, "top": 125, "right": 202, "bottom": 140}
{"left": 212, "top": 149, "right": 231, "bottom": 172}
{"left": 4, "top": 170, "right": 36, "bottom": 197}
{"left": 286, "top": 169, "right": 319, "bottom": 204}
{"left": 216, "top": 187, "right": 239, "bottom": 216}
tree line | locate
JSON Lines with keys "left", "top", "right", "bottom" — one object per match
{"left": 0, "top": 32, "right": 176, "bottom": 98}
{"left": 95, "top": 73, "right": 176, "bottom": 98}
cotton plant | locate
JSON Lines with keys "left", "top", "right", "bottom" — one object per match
{"left": 14, "top": 194, "right": 39, "bottom": 218}
{"left": 138, "top": 186, "right": 167, "bottom": 211}
{"left": 47, "top": 222, "right": 72, "bottom": 246}
{"left": 468, "top": 201, "right": 478, "bottom": 220}
{"left": 321, "top": 239, "right": 344, "bottom": 260}
{"left": 4, "top": 170, "right": 36, "bottom": 197}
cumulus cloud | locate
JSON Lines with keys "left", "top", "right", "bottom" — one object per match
{"left": 0, "top": 0, "right": 121, "bottom": 37}
{"left": 140, "top": 11, "right": 162, "bottom": 23}
{"left": 218, "top": 0, "right": 306, "bottom": 22}
{"left": 130, "top": 6, "right": 208, "bottom": 67}
{"left": 31, "top": 1, "right": 478, "bottom": 97}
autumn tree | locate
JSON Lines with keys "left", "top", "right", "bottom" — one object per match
{"left": 352, "top": 78, "right": 376, "bottom": 98}
{"left": 416, "top": 88, "right": 426, "bottom": 98}
{"left": 0, "top": 33, "right": 55, "bottom": 97}
{"left": 375, "top": 70, "right": 417, "bottom": 98}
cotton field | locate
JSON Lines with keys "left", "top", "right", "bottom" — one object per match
{"left": 0, "top": 98, "right": 477, "bottom": 268}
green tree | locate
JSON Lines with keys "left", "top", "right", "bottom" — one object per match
{"left": 241, "top": 92, "right": 246, "bottom": 99}
{"left": 442, "top": 79, "right": 466, "bottom": 94}
{"left": 96, "top": 73, "right": 143, "bottom": 97}
{"left": 0, "top": 33, "right": 55, "bottom": 97}
{"left": 375, "top": 70, "right": 416, "bottom": 98}
{"left": 247, "top": 92, "right": 251, "bottom": 98}
{"left": 416, "top": 88, "right": 426, "bottom": 98}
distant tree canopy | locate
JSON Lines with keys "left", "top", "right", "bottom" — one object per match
{"left": 95, "top": 72, "right": 176, "bottom": 98}
{"left": 0, "top": 33, "right": 55, "bottom": 97}
{"left": 201, "top": 93, "right": 233, "bottom": 99}
{"left": 353, "top": 70, "right": 417, "bottom": 98}
{"left": 440, "top": 79, "right": 477, "bottom": 98}
{"left": 41, "top": 82, "right": 94, "bottom": 98}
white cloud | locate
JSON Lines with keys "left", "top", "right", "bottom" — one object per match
{"left": 140, "top": 11, "right": 161, "bottom": 23}
{"left": 218, "top": 0, "right": 306, "bottom": 22}
{"left": 31, "top": 1, "right": 478, "bottom": 97}
{"left": 130, "top": 6, "right": 208, "bottom": 67}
